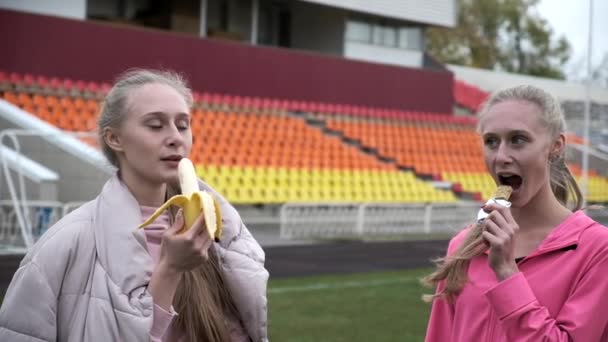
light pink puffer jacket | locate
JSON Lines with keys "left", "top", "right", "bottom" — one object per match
{"left": 0, "top": 174, "right": 269, "bottom": 341}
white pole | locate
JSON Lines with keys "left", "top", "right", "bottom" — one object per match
{"left": 251, "top": 0, "right": 259, "bottom": 44}
{"left": 581, "top": 0, "right": 593, "bottom": 207}
{"left": 199, "top": 0, "right": 208, "bottom": 38}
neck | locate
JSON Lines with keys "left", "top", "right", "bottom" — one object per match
{"left": 118, "top": 170, "right": 167, "bottom": 207}
{"left": 510, "top": 182, "right": 572, "bottom": 232}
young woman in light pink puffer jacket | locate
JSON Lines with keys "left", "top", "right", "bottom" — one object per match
{"left": 0, "top": 69, "right": 268, "bottom": 342}
{"left": 424, "top": 85, "right": 608, "bottom": 341}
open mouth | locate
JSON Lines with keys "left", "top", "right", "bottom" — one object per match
{"left": 498, "top": 173, "right": 523, "bottom": 190}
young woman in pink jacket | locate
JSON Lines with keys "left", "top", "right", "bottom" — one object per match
{"left": 424, "top": 85, "right": 608, "bottom": 341}
{"left": 0, "top": 69, "right": 268, "bottom": 341}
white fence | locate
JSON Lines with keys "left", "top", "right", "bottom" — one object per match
{"left": 280, "top": 202, "right": 608, "bottom": 240}
{"left": 2, "top": 201, "right": 608, "bottom": 250}
{"left": 280, "top": 202, "right": 482, "bottom": 239}
{"left": 0, "top": 200, "right": 85, "bottom": 252}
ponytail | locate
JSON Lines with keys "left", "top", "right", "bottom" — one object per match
{"left": 421, "top": 222, "right": 485, "bottom": 302}
{"left": 550, "top": 155, "right": 583, "bottom": 211}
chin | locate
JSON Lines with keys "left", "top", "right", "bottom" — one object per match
{"left": 159, "top": 170, "right": 179, "bottom": 184}
{"left": 510, "top": 192, "right": 533, "bottom": 209}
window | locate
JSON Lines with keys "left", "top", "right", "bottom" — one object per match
{"left": 346, "top": 21, "right": 371, "bottom": 43}
{"left": 398, "top": 27, "right": 422, "bottom": 50}
{"left": 346, "top": 19, "right": 421, "bottom": 51}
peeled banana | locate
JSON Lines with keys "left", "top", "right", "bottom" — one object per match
{"left": 139, "top": 158, "right": 222, "bottom": 241}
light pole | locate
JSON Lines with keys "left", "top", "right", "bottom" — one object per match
{"left": 581, "top": 0, "right": 593, "bottom": 207}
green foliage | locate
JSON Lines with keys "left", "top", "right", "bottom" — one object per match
{"left": 427, "top": 0, "right": 571, "bottom": 79}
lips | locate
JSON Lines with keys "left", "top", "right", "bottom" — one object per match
{"left": 161, "top": 155, "right": 182, "bottom": 162}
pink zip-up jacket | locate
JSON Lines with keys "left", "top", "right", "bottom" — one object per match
{"left": 425, "top": 210, "right": 608, "bottom": 341}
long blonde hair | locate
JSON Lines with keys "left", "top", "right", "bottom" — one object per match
{"left": 423, "top": 85, "right": 583, "bottom": 302}
{"left": 98, "top": 68, "right": 242, "bottom": 341}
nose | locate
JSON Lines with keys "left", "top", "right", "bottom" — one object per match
{"left": 494, "top": 142, "right": 513, "bottom": 165}
{"left": 166, "top": 124, "right": 185, "bottom": 147}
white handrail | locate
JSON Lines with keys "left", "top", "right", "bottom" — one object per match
{"left": 0, "top": 130, "right": 34, "bottom": 247}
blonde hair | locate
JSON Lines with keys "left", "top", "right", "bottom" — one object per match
{"left": 98, "top": 69, "right": 242, "bottom": 341}
{"left": 423, "top": 85, "right": 583, "bottom": 302}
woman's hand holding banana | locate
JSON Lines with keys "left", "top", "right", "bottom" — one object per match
{"left": 481, "top": 202, "right": 520, "bottom": 281}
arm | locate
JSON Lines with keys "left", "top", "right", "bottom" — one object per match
{"left": 148, "top": 263, "right": 180, "bottom": 341}
{"left": 147, "top": 211, "right": 213, "bottom": 340}
{"left": 486, "top": 252, "right": 608, "bottom": 341}
{"left": 481, "top": 205, "right": 608, "bottom": 340}
{"left": 424, "top": 233, "right": 465, "bottom": 342}
{"left": 424, "top": 281, "right": 455, "bottom": 342}
{"left": 0, "top": 262, "right": 57, "bottom": 342}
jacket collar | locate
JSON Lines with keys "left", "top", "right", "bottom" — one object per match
{"left": 89, "top": 174, "right": 244, "bottom": 295}
{"left": 481, "top": 210, "right": 595, "bottom": 259}
{"left": 93, "top": 174, "right": 153, "bottom": 294}
{"left": 528, "top": 210, "right": 595, "bottom": 257}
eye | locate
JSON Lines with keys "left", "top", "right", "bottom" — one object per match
{"left": 484, "top": 136, "right": 499, "bottom": 149}
{"left": 176, "top": 119, "right": 190, "bottom": 130}
{"left": 146, "top": 120, "right": 162, "bottom": 129}
{"left": 511, "top": 135, "right": 527, "bottom": 145}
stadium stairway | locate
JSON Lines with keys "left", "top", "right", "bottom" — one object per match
{"left": 291, "top": 110, "right": 478, "bottom": 200}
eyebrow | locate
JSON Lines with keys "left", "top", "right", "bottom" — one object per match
{"left": 141, "top": 111, "right": 190, "bottom": 119}
{"left": 482, "top": 129, "right": 531, "bottom": 137}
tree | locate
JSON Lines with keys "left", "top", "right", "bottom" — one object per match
{"left": 567, "top": 52, "right": 608, "bottom": 87}
{"left": 591, "top": 53, "right": 608, "bottom": 87}
{"left": 427, "top": 0, "right": 572, "bottom": 79}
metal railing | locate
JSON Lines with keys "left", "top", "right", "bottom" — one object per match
{"left": 280, "top": 202, "right": 481, "bottom": 239}
{"left": 0, "top": 127, "right": 103, "bottom": 250}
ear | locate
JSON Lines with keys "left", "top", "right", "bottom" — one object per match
{"left": 103, "top": 127, "right": 124, "bottom": 153}
{"left": 549, "top": 133, "right": 566, "bottom": 159}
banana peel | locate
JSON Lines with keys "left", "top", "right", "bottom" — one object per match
{"left": 139, "top": 158, "right": 222, "bottom": 242}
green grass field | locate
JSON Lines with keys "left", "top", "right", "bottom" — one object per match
{"left": 268, "top": 268, "right": 433, "bottom": 342}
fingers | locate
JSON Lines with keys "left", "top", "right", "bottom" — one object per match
{"left": 484, "top": 202, "right": 517, "bottom": 226}
{"left": 481, "top": 230, "right": 501, "bottom": 246}
{"left": 164, "top": 210, "right": 184, "bottom": 237}
{"left": 483, "top": 203, "right": 518, "bottom": 234}
{"left": 200, "top": 237, "right": 213, "bottom": 259}
{"left": 483, "top": 219, "right": 509, "bottom": 241}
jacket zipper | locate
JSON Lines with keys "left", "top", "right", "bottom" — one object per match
{"left": 487, "top": 306, "right": 495, "bottom": 341}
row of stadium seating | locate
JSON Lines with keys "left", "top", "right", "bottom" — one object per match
{"left": 0, "top": 71, "right": 110, "bottom": 99}
{"left": 196, "top": 165, "right": 456, "bottom": 203}
{"left": 1, "top": 70, "right": 607, "bottom": 204}
{"left": 1, "top": 71, "right": 476, "bottom": 125}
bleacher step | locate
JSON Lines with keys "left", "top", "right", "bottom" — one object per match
{"left": 293, "top": 111, "right": 477, "bottom": 200}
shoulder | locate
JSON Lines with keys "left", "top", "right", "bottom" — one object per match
{"left": 579, "top": 213, "right": 608, "bottom": 248}
{"left": 20, "top": 200, "right": 97, "bottom": 276}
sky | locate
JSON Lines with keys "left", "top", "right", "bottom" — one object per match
{"left": 537, "top": 0, "right": 608, "bottom": 77}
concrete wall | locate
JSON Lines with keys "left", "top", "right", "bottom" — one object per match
{"left": 290, "top": 1, "right": 345, "bottom": 56}
{"left": 0, "top": 8, "right": 455, "bottom": 113}
{"left": 0, "top": 0, "right": 86, "bottom": 19}
{"left": 344, "top": 41, "right": 422, "bottom": 68}
{"left": 449, "top": 64, "right": 608, "bottom": 105}
{"left": 296, "top": 0, "right": 457, "bottom": 27}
